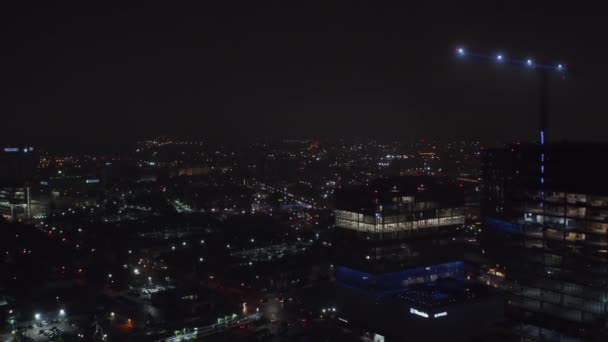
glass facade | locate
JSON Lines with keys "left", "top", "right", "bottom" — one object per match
{"left": 481, "top": 144, "right": 608, "bottom": 340}
{"left": 335, "top": 261, "right": 464, "bottom": 294}
{"left": 335, "top": 209, "right": 465, "bottom": 234}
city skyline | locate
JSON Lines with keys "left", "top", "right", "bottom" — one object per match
{"left": 2, "top": 3, "right": 608, "bottom": 341}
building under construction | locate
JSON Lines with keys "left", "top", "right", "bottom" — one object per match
{"left": 481, "top": 143, "right": 608, "bottom": 341}
{"left": 333, "top": 176, "right": 468, "bottom": 291}
{"left": 335, "top": 176, "right": 465, "bottom": 240}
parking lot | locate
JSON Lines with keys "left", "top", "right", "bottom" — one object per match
{"left": 19, "top": 320, "right": 77, "bottom": 341}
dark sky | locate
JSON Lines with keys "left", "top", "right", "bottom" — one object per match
{"left": 2, "top": 2, "right": 607, "bottom": 149}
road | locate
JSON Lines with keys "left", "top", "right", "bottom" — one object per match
{"left": 161, "top": 313, "right": 262, "bottom": 342}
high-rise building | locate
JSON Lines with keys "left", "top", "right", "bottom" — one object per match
{"left": 333, "top": 176, "right": 467, "bottom": 292}
{"left": 335, "top": 176, "right": 465, "bottom": 239}
{"left": 481, "top": 143, "right": 608, "bottom": 341}
{"left": 330, "top": 177, "right": 504, "bottom": 341}
{"left": 0, "top": 147, "right": 37, "bottom": 221}
{"left": 0, "top": 147, "right": 36, "bottom": 185}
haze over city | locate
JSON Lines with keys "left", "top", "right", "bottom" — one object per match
{"left": 2, "top": 2, "right": 608, "bottom": 342}
{"left": 2, "top": 3, "right": 608, "bottom": 149}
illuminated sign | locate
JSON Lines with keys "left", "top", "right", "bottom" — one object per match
{"left": 338, "top": 317, "right": 349, "bottom": 323}
{"left": 4, "top": 147, "right": 19, "bottom": 152}
{"left": 85, "top": 179, "right": 100, "bottom": 184}
{"left": 409, "top": 308, "right": 429, "bottom": 318}
{"left": 373, "top": 334, "right": 385, "bottom": 342}
{"left": 40, "top": 181, "right": 49, "bottom": 186}
{"left": 410, "top": 308, "right": 448, "bottom": 319}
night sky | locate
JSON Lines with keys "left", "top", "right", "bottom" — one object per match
{"left": 2, "top": 2, "right": 607, "bottom": 149}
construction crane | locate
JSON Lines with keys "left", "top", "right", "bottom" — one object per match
{"left": 454, "top": 47, "right": 567, "bottom": 207}
{"left": 454, "top": 47, "right": 566, "bottom": 146}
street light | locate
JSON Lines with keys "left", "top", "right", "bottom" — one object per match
{"left": 35, "top": 313, "right": 41, "bottom": 320}
{"left": 59, "top": 309, "right": 66, "bottom": 316}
